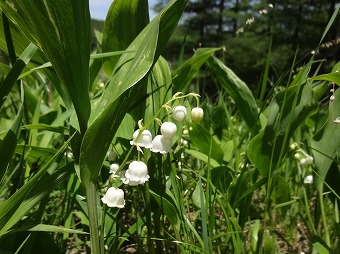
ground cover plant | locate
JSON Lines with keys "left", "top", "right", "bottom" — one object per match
{"left": 0, "top": 0, "right": 339, "bottom": 253}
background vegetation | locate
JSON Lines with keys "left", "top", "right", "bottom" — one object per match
{"left": 0, "top": 0, "right": 339, "bottom": 253}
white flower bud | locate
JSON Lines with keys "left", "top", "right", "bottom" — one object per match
{"left": 191, "top": 107, "right": 204, "bottom": 123}
{"left": 161, "top": 122, "right": 177, "bottom": 140}
{"left": 172, "top": 106, "right": 187, "bottom": 122}
{"left": 101, "top": 187, "right": 125, "bottom": 208}
{"left": 109, "top": 163, "right": 119, "bottom": 174}
{"left": 107, "top": 150, "right": 117, "bottom": 161}
{"left": 304, "top": 175, "right": 313, "bottom": 184}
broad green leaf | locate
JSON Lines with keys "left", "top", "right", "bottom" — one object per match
{"left": 0, "top": 102, "right": 23, "bottom": 183}
{"left": 311, "top": 88, "right": 340, "bottom": 191}
{"left": 184, "top": 149, "right": 220, "bottom": 168}
{"left": 206, "top": 56, "right": 259, "bottom": 132}
{"left": 310, "top": 61, "right": 340, "bottom": 85}
{"left": 15, "top": 145, "right": 58, "bottom": 167}
{"left": 0, "top": 0, "right": 91, "bottom": 133}
{"left": 248, "top": 80, "right": 317, "bottom": 176}
{"left": 149, "top": 189, "right": 179, "bottom": 227}
{"left": 172, "top": 47, "right": 221, "bottom": 92}
{"left": 0, "top": 43, "right": 37, "bottom": 108}
{"left": 80, "top": 0, "right": 189, "bottom": 186}
{"left": 188, "top": 123, "right": 224, "bottom": 165}
{"left": 144, "top": 56, "right": 173, "bottom": 125}
{"left": 102, "top": 0, "right": 149, "bottom": 76}
{"left": 210, "top": 166, "right": 233, "bottom": 193}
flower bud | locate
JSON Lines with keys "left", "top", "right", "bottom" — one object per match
{"left": 304, "top": 175, "right": 313, "bottom": 184}
{"left": 107, "top": 150, "right": 117, "bottom": 161}
{"left": 191, "top": 107, "right": 204, "bottom": 123}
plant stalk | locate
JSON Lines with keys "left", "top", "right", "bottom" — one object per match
{"left": 86, "top": 181, "right": 101, "bottom": 254}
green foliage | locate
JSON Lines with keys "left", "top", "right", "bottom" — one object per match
{"left": 0, "top": 0, "right": 339, "bottom": 253}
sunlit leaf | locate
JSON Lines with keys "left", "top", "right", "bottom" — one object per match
{"left": 172, "top": 47, "right": 221, "bottom": 92}
{"left": 0, "top": 0, "right": 91, "bottom": 133}
{"left": 102, "top": 0, "right": 149, "bottom": 76}
{"left": 248, "top": 67, "right": 318, "bottom": 176}
{"left": 207, "top": 56, "right": 259, "bottom": 132}
{"left": 80, "top": 0, "right": 189, "bottom": 186}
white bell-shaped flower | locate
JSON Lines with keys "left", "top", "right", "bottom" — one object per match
{"left": 130, "top": 129, "right": 153, "bottom": 148}
{"left": 304, "top": 175, "right": 313, "bottom": 184}
{"left": 172, "top": 106, "right": 187, "bottom": 122}
{"left": 101, "top": 187, "right": 125, "bottom": 208}
{"left": 109, "top": 163, "right": 120, "bottom": 174}
{"left": 151, "top": 135, "right": 173, "bottom": 154}
{"left": 191, "top": 107, "right": 204, "bottom": 123}
{"left": 124, "top": 161, "right": 150, "bottom": 186}
{"left": 107, "top": 150, "right": 117, "bottom": 161}
{"left": 160, "top": 122, "right": 177, "bottom": 140}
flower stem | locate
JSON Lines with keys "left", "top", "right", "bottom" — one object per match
{"left": 145, "top": 181, "right": 155, "bottom": 254}
{"left": 86, "top": 181, "right": 101, "bottom": 254}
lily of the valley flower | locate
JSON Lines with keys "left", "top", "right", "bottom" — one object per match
{"left": 172, "top": 106, "right": 187, "bottom": 122}
{"left": 191, "top": 107, "right": 204, "bottom": 123}
{"left": 109, "top": 163, "right": 120, "bottom": 174}
{"left": 130, "top": 129, "right": 153, "bottom": 149}
{"left": 123, "top": 161, "right": 149, "bottom": 186}
{"left": 304, "top": 175, "right": 313, "bottom": 184}
{"left": 151, "top": 135, "right": 173, "bottom": 154}
{"left": 161, "top": 122, "right": 177, "bottom": 140}
{"left": 101, "top": 187, "right": 125, "bottom": 208}
{"left": 107, "top": 150, "right": 117, "bottom": 161}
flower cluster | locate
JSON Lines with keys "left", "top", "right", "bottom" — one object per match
{"left": 101, "top": 93, "right": 204, "bottom": 208}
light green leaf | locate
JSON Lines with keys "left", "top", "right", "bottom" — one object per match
{"left": 80, "top": 0, "right": 189, "bottom": 186}
{"left": 172, "top": 47, "right": 221, "bottom": 92}
{"left": 207, "top": 56, "right": 259, "bottom": 131}
{"left": 149, "top": 189, "right": 179, "bottom": 227}
{"left": 0, "top": 0, "right": 91, "bottom": 133}
{"left": 102, "top": 0, "right": 149, "bottom": 76}
{"left": 5, "top": 224, "right": 88, "bottom": 235}
{"left": 248, "top": 80, "right": 317, "bottom": 176}
{"left": 311, "top": 88, "right": 340, "bottom": 191}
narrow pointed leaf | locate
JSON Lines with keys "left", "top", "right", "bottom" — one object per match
{"left": 0, "top": 43, "right": 37, "bottom": 108}
{"left": 0, "top": 102, "right": 23, "bottom": 183}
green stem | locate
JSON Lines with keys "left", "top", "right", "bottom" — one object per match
{"left": 100, "top": 205, "right": 107, "bottom": 254}
{"left": 144, "top": 182, "right": 155, "bottom": 254}
{"left": 319, "top": 190, "right": 330, "bottom": 246}
{"left": 86, "top": 181, "right": 101, "bottom": 254}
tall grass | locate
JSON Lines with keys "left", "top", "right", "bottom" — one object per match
{"left": 0, "top": 0, "right": 339, "bottom": 253}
